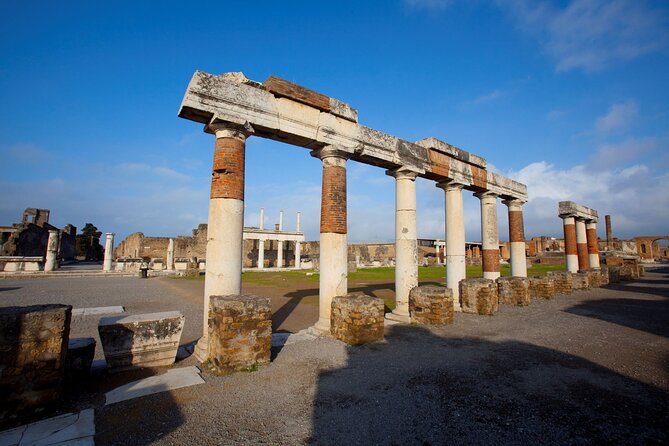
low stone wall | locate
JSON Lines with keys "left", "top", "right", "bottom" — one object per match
{"left": 207, "top": 295, "right": 272, "bottom": 374}
{"left": 0, "top": 304, "right": 72, "bottom": 424}
{"left": 460, "top": 278, "right": 498, "bottom": 315}
{"left": 599, "top": 267, "right": 610, "bottom": 286}
{"left": 607, "top": 266, "right": 621, "bottom": 283}
{"left": 0, "top": 256, "right": 44, "bottom": 272}
{"left": 409, "top": 286, "right": 454, "bottom": 325}
{"left": 65, "top": 337, "right": 96, "bottom": 380}
{"left": 548, "top": 271, "right": 573, "bottom": 294}
{"left": 98, "top": 311, "right": 184, "bottom": 372}
{"left": 529, "top": 276, "right": 556, "bottom": 299}
{"left": 586, "top": 269, "right": 602, "bottom": 287}
{"left": 497, "top": 277, "right": 531, "bottom": 306}
{"left": 572, "top": 272, "right": 590, "bottom": 290}
{"left": 331, "top": 293, "right": 384, "bottom": 345}
{"left": 114, "top": 258, "right": 142, "bottom": 272}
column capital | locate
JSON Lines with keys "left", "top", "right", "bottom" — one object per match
{"left": 386, "top": 167, "right": 419, "bottom": 180}
{"left": 501, "top": 198, "right": 526, "bottom": 209}
{"left": 310, "top": 145, "right": 352, "bottom": 161}
{"left": 206, "top": 121, "right": 253, "bottom": 140}
{"left": 435, "top": 180, "right": 465, "bottom": 192}
{"left": 473, "top": 190, "right": 498, "bottom": 201}
{"left": 105, "top": 232, "right": 115, "bottom": 237}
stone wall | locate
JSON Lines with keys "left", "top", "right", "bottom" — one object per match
{"left": 409, "top": 286, "right": 454, "bottom": 325}
{"left": 497, "top": 277, "right": 531, "bottom": 306}
{"left": 331, "top": 293, "right": 384, "bottom": 345}
{"left": 548, "top": 271, "right": 573, "bottom": 294}
{"left": 529, "top": 276, "right": 556, "bottom": 299}
{"left": 460, "top": 278, "right": 498, "bottom": 315}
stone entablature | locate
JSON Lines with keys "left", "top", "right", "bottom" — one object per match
{"left": 558, "top": 201, "right": 598, "bottom": 221}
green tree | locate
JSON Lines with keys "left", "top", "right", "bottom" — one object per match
{"left": 75, "top": 223, "right": 103, "bottom": 260}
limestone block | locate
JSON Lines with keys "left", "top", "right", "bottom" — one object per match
{"left": 497, "top": 276, "right": 531, "bottom": 306}
{"left": 599, "top": 267, "right": 610, "bottom": 286}
{"left": 572, "top": 272, "right": 590, "bottom": 290}
{"left": 65, "top": 337, "right": 96, "bottom": 380}
{"left": 459, "top": 278, "right": 498, "bottom": 315}
{"left": 98, "top": 311, "right": 184, "bottom": 372}
{"left": 0, "top": 304, "right": 72, "bottom": 423}
{"left": 548, "top": 271, "right": 573, "bottom": 294}
{"left": 207, "top": 295, "right": 272, "bottom": 375}
{"left": 587, "top": 269, "right": 601, "bottom": 288}
{"left": 409, "top": 286, "right": 454, "bottom": 325}
{"left": 607, "top": 266, "right": 621, "bottom": 283}
{"left": 331, "top": 293, "right": 384, "bottom": 345}
{"left": 529, "top": 276, "right": 556, "bottom": 300}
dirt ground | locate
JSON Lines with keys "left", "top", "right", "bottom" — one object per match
{"left": 1, "top": 266, "right": 668, "bottom": 444}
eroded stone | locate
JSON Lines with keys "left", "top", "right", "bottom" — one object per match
{"left": 409, "top": 286, "right": 454, "bottom": 325}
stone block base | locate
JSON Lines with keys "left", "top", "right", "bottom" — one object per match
{"left": 587, "top": 269, "right": 601, "bottom": 288}
{"left": 66, "top": 337, "right": 96, "bottom": 380}
{"left": 331, "top": 293, "right": 384, "bottom": 345}
{"left": 607, "top": 266, "right": 621, "bottom": 283}
{"left": 497, "top": 277, "right": 531, "bottom": 306}
{"left": 572, "top": 272, "right": 590, "bottom": 290}
{"left": 0, "top": 304, "right": 72, "bottom": 423}
{"left": 207, "top": 295, "right": 272, "bottom": 375}
{"left": 98, "top": 311, "right": 184, "bottom": 372}
{"left": 409, "top": 286, "right": 454, "bottom": 325}
{"left": 548, "top": 271, "right": 573, "bottom": 294}
{"left": 460, "top": 278, "right": 498, "bottom": 315}
{"left": 599, "top": 267, "right": 610, "bottom": 286}
{"left": 529, "top": 276, "right": 556, "bottom": 299}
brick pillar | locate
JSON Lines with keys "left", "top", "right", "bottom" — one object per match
{"left": 437, "top": 181, "right": 466, "bottom": 310}
{"left": 102, "top": 232, "right": 114, "bottom": 272}
{"left": 575, "top": 218, "right": 589, "bottom": 272}
{"left": 562, "top": 216, "right": 578, "bottom": 273}
{"left": 475, "top": 191, "right": 500, "bottom": 280}
{"left": 605, "top": 215, "right": 613, "bottom": 250}
{"left": 386, "top": 168, "right": 418, "bottom": 323}
{"left": 503, "top": 199, "right": 527, "bottom": 277}
{"left": 44, "top": 230, "right": 60, "bottom": 272}
{"left": 586, "top": 220, "right": 600, "bottom": 269}
{"left": 311, "top": 146, "right": 349, "bottom": 334}
{"left": 195, "top": 122, "right": 249, "bottom": 362}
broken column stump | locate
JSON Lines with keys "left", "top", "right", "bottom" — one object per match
{"left": 497, "top": 276, "right": 531, "bottom": 306}
{"left": 460, "top": 278, "right": 498, "bottom": 315}
{"left": 587, "top": 269, "right": 602, "bottom": 288}
{"left": 207, "top": 295, "right": 272, "bottom": 374}
{"left": 98, "top": 311, "right": 184, "bottom": 372}
{"left": 529, "top": 276, "right": 556, "bottom": 300}
{"left": 65, "top": 337, "right": 96, "bottom": 380}
{"left": 0, "top": 304, "right": 72, "bottom": 424}
{"left": 409, "top": 286, "right": 454, "bottom": 325}
{"left": 331, "top": 293, "right": 384, "bottom": 345}
{"left": 548, "top": 271, "right": 573, "bottom": 294}
{"left": 572, "top": 272, "right": 590, "bottom": 290}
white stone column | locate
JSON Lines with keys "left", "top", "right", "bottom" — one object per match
{"left": 563, "top": 216, "right": 579, "bottom": 273}
{"left": 103, "top": 232, "right": 114, "bottom": 272}
{"left": 296, "top": 211, "right": 301, "bottom": 232}
{"left": 312, "top": 146, "right": 349, "bottom": 334}
{"left": 503, "top": 198, "right": 527, "bottom": 277}
{"left": 277, "top": 210, "right": 284, "bottom": 268}
{"left": 167, "top": 238, "right": 175, "bottom": 270}
{"left": 294, "top": 240, "right": 301, "bottom": 269}
{"left": 44, "top": 230, "right": 59, "bottom": 272}
{"left": 437, "top": 181, "right": 466, "bottom": 310}
{"left": 435, "top": 243, "right": 440, "bottom": 265}
{"left": 475, "top": 191, "right": 500, "bottom": 280}
{"left": 259, "top": 208, "right": 264, "bottom": 230}
{"left": 586, "top": 220, "right": 600, "bottom": 269}
{"left": 386, "top": 168, "right": 418, "bottom": 323}
{"left": 257, "top": 239, "right": 265, "bottom": 270}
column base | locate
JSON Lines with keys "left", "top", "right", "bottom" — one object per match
{"left": 483, "top": 272, "right": 501, "bottom": 280}
{"left": 308, "top": 319, "right": 332, "bottom": 337}
{"left": 385, "top": 310, "right": 411, "bottom": 323}
{"left": 193, "top": 337, "right": 209, "bottom": 363}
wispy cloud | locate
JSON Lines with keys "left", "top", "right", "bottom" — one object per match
{"left": 471, "top": 89, "right": 506, "bottom": 104}
{"left": 117, "top": 163, "right": 192, "bottom": 181}
{"left": 595, "top": 100, "right": 639, "bottom": 134}
{"left": 404, "top": 0, "right": 452, "bottom": 10}
{"left": 1, "top": 143, "right": 52, "bottom": 163}
{"left": 589, "top": 137, "right": 658, "bottom": 170}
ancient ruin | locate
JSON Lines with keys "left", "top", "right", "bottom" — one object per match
{"left": 558, "top": 201, "right": 600, "bottom": 273}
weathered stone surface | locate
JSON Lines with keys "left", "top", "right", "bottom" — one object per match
{"left": 558, "top": 201, "right": 598, "bottom": 221}
{"left": 548, "top": 271, "right": 573, "bottom": 294}
{"left": 587, "top": 269, "right": 602, "bottom": 288}
{"left": 497, "top": 276, "right": 531, "bottom": 306}
{"left": 599, "top": 267, "right": 610, "bottom": 286}
{"left": 331, "top": 293, "right": 384, "bottom": 345}
{"left": 409, "top": 286, "right": 454, "bottom": 325}
{"left": 65, "top": 337, "right": 96, "bottom": 380}
{"left": 529, "top": 276, "right": 556, "bottom": 300}
{"left": 207, "top": 295, "right": 272, "bottom": 375}
{"left": 607, "top": 266, "right": 621, "bottom": 283}
{"left": 98, "top": 311, "right": 184, "bottom": 372}
{"left": 0, "top": 304, "right": 72, "bottom": 424}
{"left": 460, "top": 278, "right": 498, "bottom": 315}
{"left": 572, "top": 272, "right": 590, "bottom": 290}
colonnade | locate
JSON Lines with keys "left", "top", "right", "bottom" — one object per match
{"left": 559, "top": 201, "right": 600, "bottom": 273}
{"left": 249, "top": 209, "right": 302, "bottom": 270}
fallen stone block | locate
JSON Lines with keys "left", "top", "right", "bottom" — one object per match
{"left": 529, "top": 276, "right": 556, "bottom": 299}
{"left": 548, "top": 271, "right": 573, "bottom": 294}
{"left": 98, "top": 311, "right": 184, "bottom": 372}
{"left": 572, "top": 272, "right": 590, "bottom": 290}
{"left": 66, "top": 337, "right": 96, "bottom": 380}
{"left": 207, "top": 295, "right": 272, "bottom": 374}
{"left": 460, "top": 278, "right": 498, "bottom": 315}
{"left": 409, "top": 286, "right": 454, "bottom": 325}
{"left": 497, "top": 276, "right": 531, "bottom": 306}
{"left": 331, "top": 293, "right": 384, "bottom": 345}
{"left": 105, "top": 366, "right": 204, "bottom": 405}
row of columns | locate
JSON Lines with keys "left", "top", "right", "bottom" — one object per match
{"left": 562, "top": 216, "right": 600, "bottom": 273}
{"left": 255, "top": 209, "right": 301, "bottom": 270}
{"left": 46, "top": 230, "right": 115, "bottom": 272}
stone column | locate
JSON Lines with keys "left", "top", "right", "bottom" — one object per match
{"left": 257, "top": 239, "right": 265, "bottom": 270}
{"left": 575, "top": 218, "right": 589, "bottom": 272}
{"left": 437, "top": 181, "right": 466, "bottom": 310}
{"left": 475, "top": 191, "right": 500, "bottom": 280}
{"left": 277, "top": 210, "right": 284, "bottom": 268}
{"left": 435, "top": 243, "right": 441, "bottom": 265}
{"left": 311, "top": 146, "right": 349, "bottom": 334}
{"left": 103, "top": 233, "right": 114, "bottom": 272}
{"left": 386, "top": 168, "right": 418, "bottom": 323}
{"left": 294, "top": 240, "right": 301, "bottom": 269}
{"left": 563, "top": 216, "right": 578, "bottom": 273}
{"left": 44, "top": 230, "right": 59, "bottom": 272}
{"left": 503, "top": 199, "right": 527, "bottom": 277}
{"left": 605, "top": 215, "right": 613, "bottom": 250}
{"left": 259, "top": 208, "right": 264, "bottom": 230}
{"left": 586, "top": 220, "right": 600, "bottom": 269}
{"left": 167, "top": 238, "right": 175, "bottom": 270}
{"left": 195, "top": 122, "right": 249, "bottom": 362}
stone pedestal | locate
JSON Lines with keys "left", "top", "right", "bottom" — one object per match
{"left": 98, "top": 311, "right": 184, "bottom": 372}
{"left": 65, "top": 337, "right": 96, "bottom": 380}
{"left": 599, "top": 267, "right": 610, "bottom": 286}
{"left": 459, "top": 278, "right": 498, "bottom": 316}
{"left": 607, "top": 266, "right": 621, "bottom": 283}
{"left": 0, "top": 304, "right": 72, "bottom": 423}
{"left": 587, "top": 269, "right": 601, "bottom": 288}
{"left": 207, "top": 295, "right": 272, "bottom": 375}
{"left": 331, "top": 293, "right": 384, "bottom": 345}
{"left": 497, "top": 276, "right": 531, "bottom": 306}
{"left": 409, "top": 286, "right": 454, "bottom": 325}
{"left": 572, "top": 272, "right": 590, "bottom": 290}
{"left": 548, "top": 271, "right": 573, "bottom": 294}
{"left": 529, "top": 276, "right": 556, "bottom": 300}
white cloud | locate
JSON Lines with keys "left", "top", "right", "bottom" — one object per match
{"left": 595, "top": 101, "right": 639, "bottom": 134}
{"left": 404, "top": 0, "right": 452, "bottom": 10}
{"left": 471, "top": 89, "right": 506, "bottom": 104}
{"left": 589, "top": 137, "right": 658, "bottom": 170}
{"left": 117, "top": 163, "right": 192, "bottom": 181}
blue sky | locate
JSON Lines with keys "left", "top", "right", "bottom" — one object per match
{"left": 1, "top": 0, "right": 668, "bottom": 244}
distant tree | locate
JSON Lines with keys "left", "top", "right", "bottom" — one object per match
{"left": 75, "top": 223, "right": 103, "bottom": 260}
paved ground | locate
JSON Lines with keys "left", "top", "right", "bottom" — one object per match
{"left": 1, "top": 266, "right": 668, "bottom": 444}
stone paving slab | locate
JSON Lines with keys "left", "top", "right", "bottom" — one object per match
{"left": 105, "top": 366, "right": 205, "bottom": 405}
{"left": 0, "top": 409, "right": 94, "bottom": 446}
{"left": 72, "top": 306, "right": 125, "bottom": 316}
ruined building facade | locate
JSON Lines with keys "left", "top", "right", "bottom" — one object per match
{"left": 0, "top": 208, "right": 76, "bottom": 259}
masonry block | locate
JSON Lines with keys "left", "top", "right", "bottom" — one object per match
{"left": 497, "top": 276, "right": 531, "bottom": 306}
{"left": 548, "top": 271, "right": 573, "bottom": 294}
{"left": 572, "top": 272, "right": 590, "bottom": 290}
{"left": 98, "top": 311, "right": 184, "bottom": 372}
{"left": 65, "top": 337, "right": 96, "bottom": 380}
{"left": 529, "top": 276, "right": 556, "bottom": 300}
{"left": 0, "top": 304, "right": 72, "bottom": 424}
{"left": 586, "top": 269, "right": 601, "bottom": 288}
{"left": 460, "top": 278, "right": 498, "bottom": 315}
{"left": 331, "top": 293, "right": 384, "bottom": 345}
{"left": 207, "top": 295, "right": 272, "bottom": 375}
{"left": 599, "top": 267, "right": 610, "bottom": 286}
{"left": 409, "top": 286, "right": 454, "bottom": 325}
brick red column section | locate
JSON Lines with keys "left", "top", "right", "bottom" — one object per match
{"left": 508, "top": 210, "right": 524, "bottom": 242}
{"left": 211, "top": 136, "right": 245, "bottom": 200}
{"left": 482, "top": 250, "right": 500, "bottom": 273}
{"left": 319, "top": 157, "right": 347, "bottom": 234}
{"left": 564, "top": 219, "right": 577, "bottom": 256}
{"left": 586, "top": 226, "right": 598, "bottom": 255}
